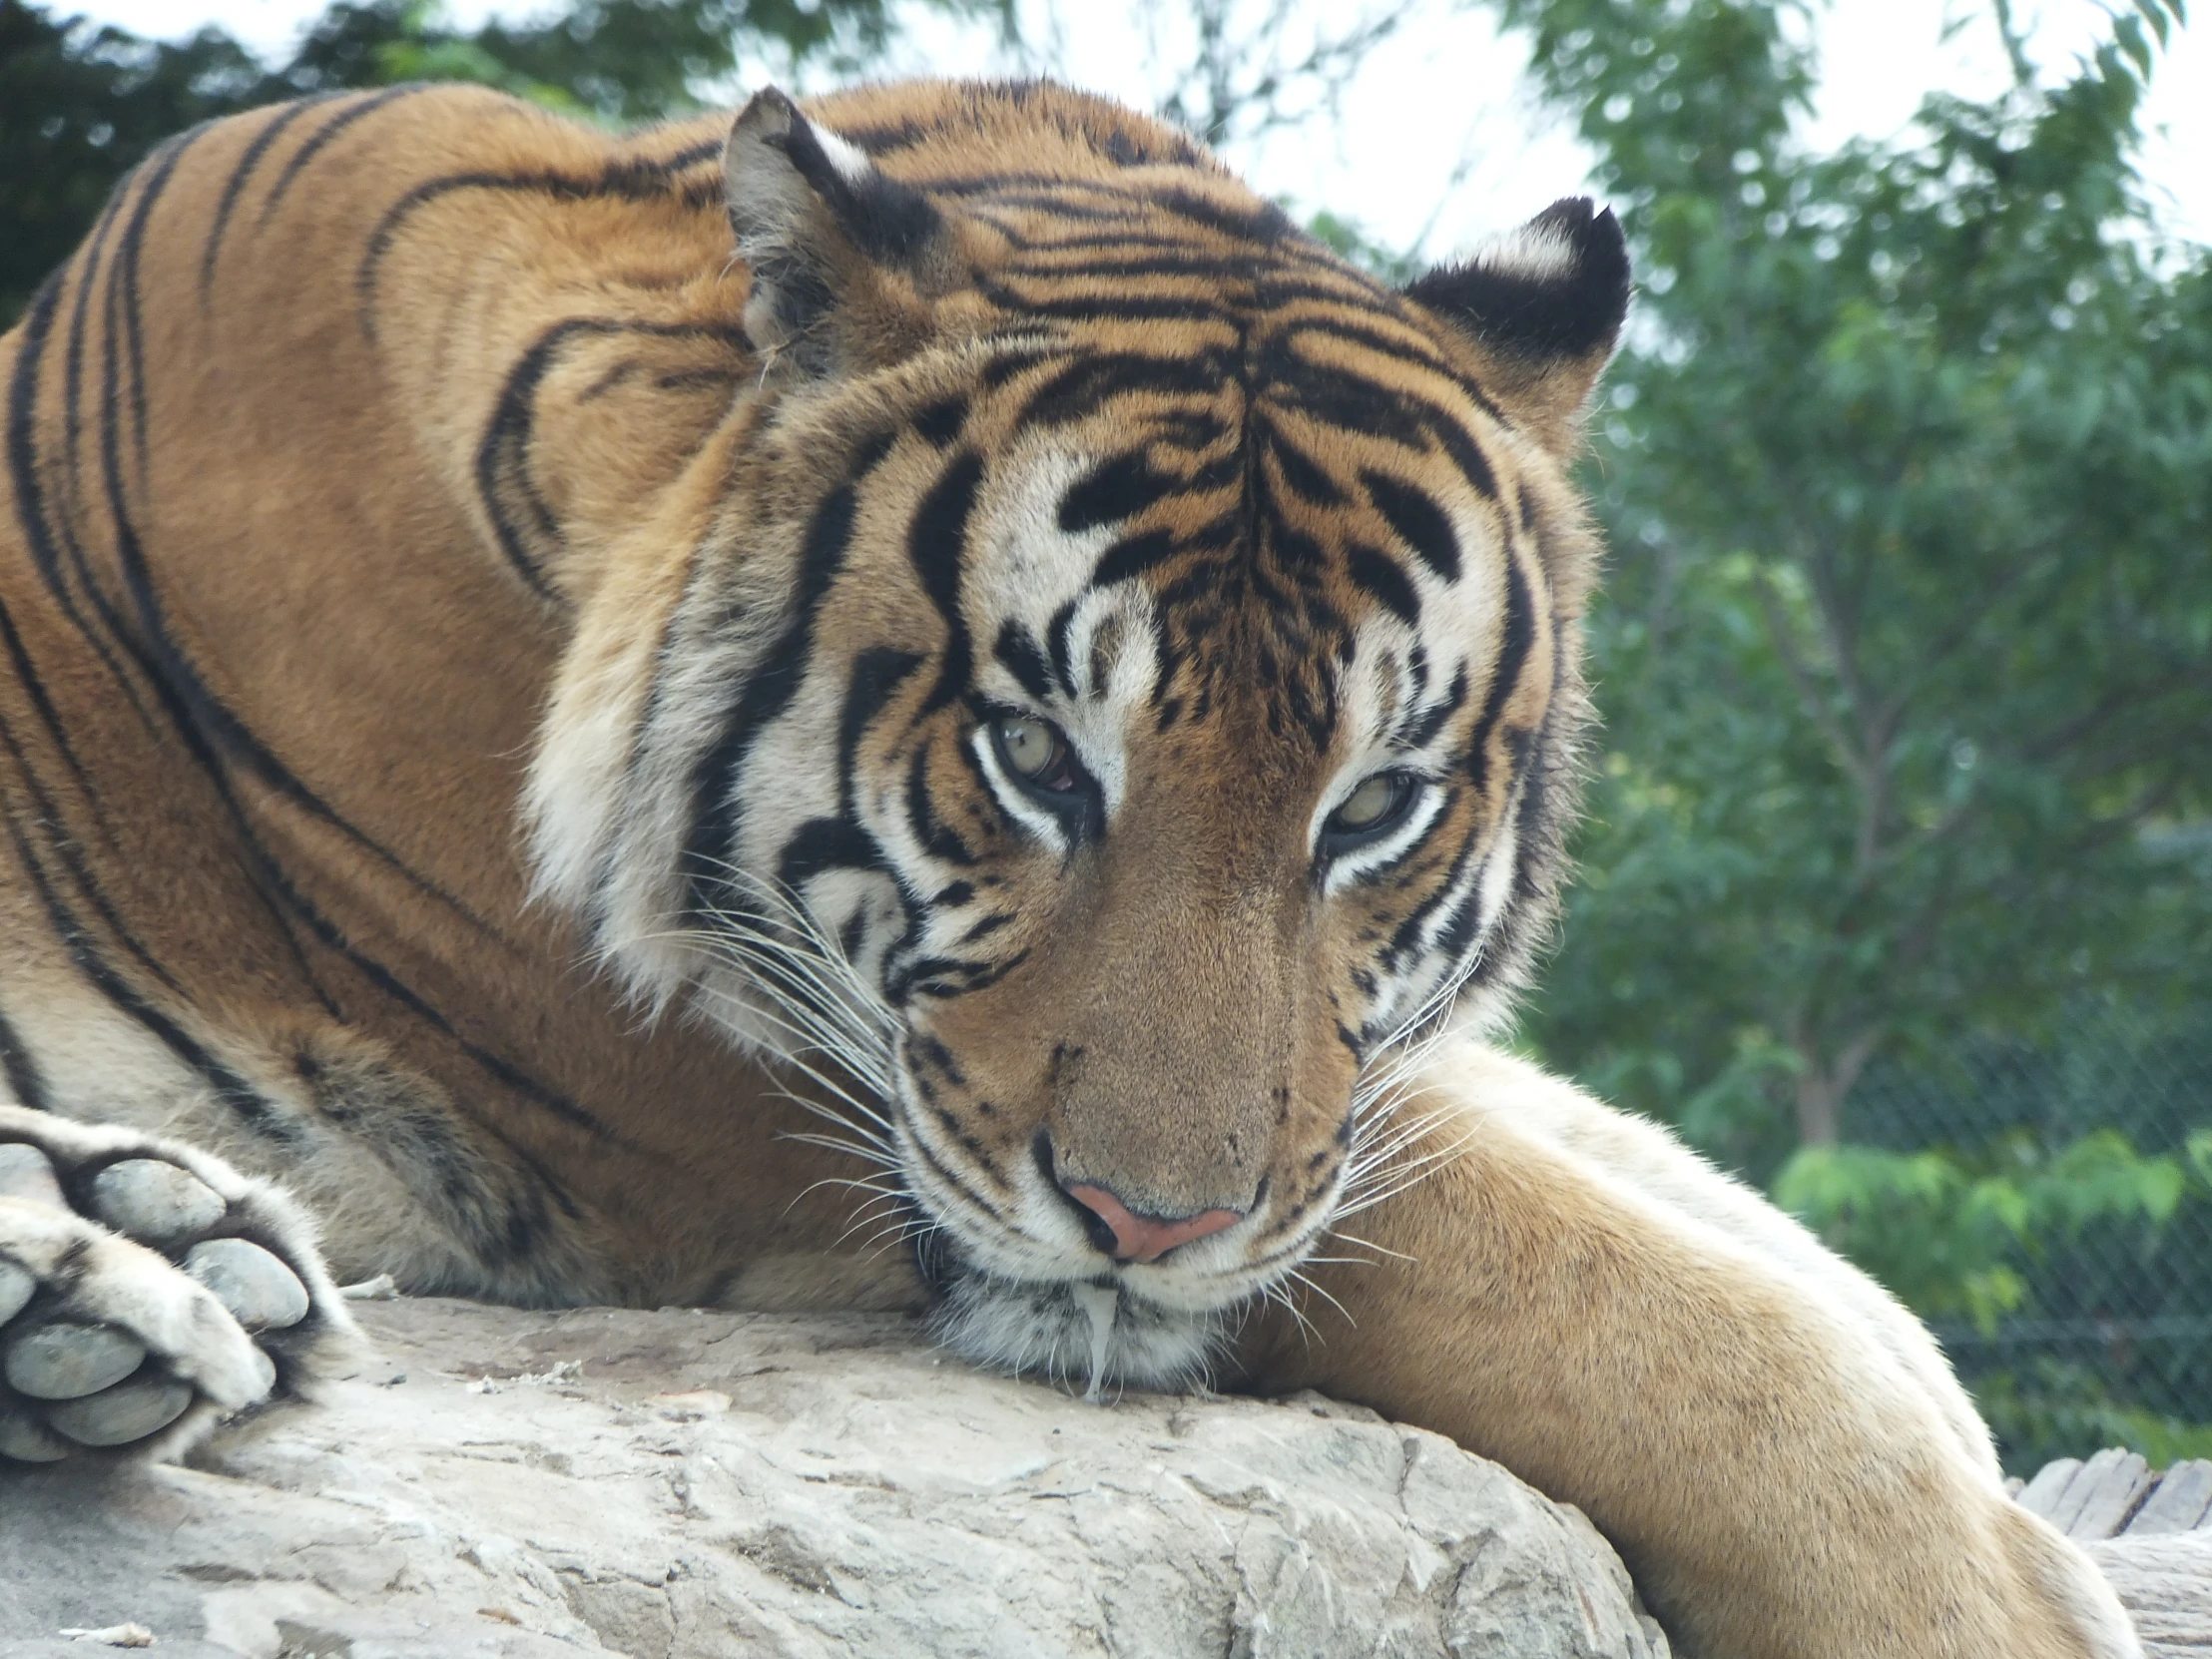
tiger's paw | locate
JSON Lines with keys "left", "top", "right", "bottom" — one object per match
{"left": 0, "top": 1105, "right": 354, "bottom": 1464}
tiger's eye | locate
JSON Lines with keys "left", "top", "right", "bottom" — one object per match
{"left": 996, "top": 715, "right": 1064, "bottom": 781}
{"left": 1335, "top": 773, "right": 1403, "bottom": 830}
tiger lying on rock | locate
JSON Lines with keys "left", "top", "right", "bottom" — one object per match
{"left": 0, "top": 77, "right": 2139, "bottom": 1658}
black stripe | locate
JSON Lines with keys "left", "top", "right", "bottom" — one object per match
{"left": 1509, "top": 729, "right": 1551, "bottom": 903}
{"left": 4, "top": 273, "right": 106, "bottom": 793}
{"left": 259, "top": 86, "right": 417, "bottom": 228}
{"left": 1058, "top": 449, "right": 1178, "bottom": 534}
{"left": 1465, "top": 552, "right": 1536, "bottom": 798}
{"left": 684, "top": 483, "right": 860, "bottom": 919}
{"left": 200, "top": 95, "right": 344, "bottom": 300}
{"left": 959, "top": 910, "right": 1013, "bottom": 944}
{"left": 1426, "top": 413, "right": 1500, "bottom": 502}
{"left": 1260, "top": 334, "right": 1501, "bottom": 488}
{"left": 912, "top": 395, "right": 968, "bottom": 446}
{"left": 227, "top": 818, "right": 628, "bottom": 1144}
{"left": 476, "top": 315, "right": 751, "bottom": 602}
{"left": 909, "top": 453, "right": 986, "bottom": 714}
{"left": 1363, "top": 471, "right": 1460, "bottom": 582}
{"left": 904, "top": 744, "right": 976, "bottom": 867}
{"left": 1090, "top": 529, "right": 1178, "bottom": 590}
{"left": 1044, "top": 599, "right": 1081, "bottom": 699}
{"left": 57, "top": 189, "right": 164, "bottom": 733}
{"left": 0, "top": 779, "right": 289, "bottom": 1139}
{"left": 991, "top": 622, "right": 1052, "bottom": 701}
{"left": 1278, "top": 313, "right": 1504, "bottom": 424}
{"left": 85, "top": 135, "right": 491, "bottom": 929}
{"left": 1398, "top": 664, "right": 1468, "bottom": 750}
{"left": 1017, "top": 352, "right": 1224, "bottom": 428}
{"left": 889, "top": 946, "right": 1031, "bottom": 1005}
{"left": 356, "top": 143, "right": 725, "bottom": 316}
{"left": 838, "top": 647, "right": 924, "bottom": 815}
{"left": 1005, "top": 250, "right": 1286, "bottom": 285}
{"left": 778, "top": 816, "right": 883, "bottom": 887}
{"left": 977, "top": 281, "right": 1235, "bottom": 325}
{"left": 1148, "top": 186, "right": 1292, "bottom": 244}
{"left": 1345, "top": 543, "right": 1420, "bottom": 627}
{"left": 1382, "top": 810, "right": 1479, "bottom": 973}
{"left": 1267, "top": 430, "right": 1345, "bottom": 507}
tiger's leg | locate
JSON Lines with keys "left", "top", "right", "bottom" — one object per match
{"left": 0, "top": 983, "right": 635, "bottom": 1463}
{"left": 1234, "top": 1041, "right": 2139, "bottom": 1659}
{"left": 0, "top": 1104, "right": 352, "bottom": 1462}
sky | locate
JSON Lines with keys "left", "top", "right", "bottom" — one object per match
{"left": 67, "top": 0, "right": 2212, "bottom": 256}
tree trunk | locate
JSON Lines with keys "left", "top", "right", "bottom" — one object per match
{"left": 1792, "top": 1028, "right": 1883, "bottom": 1146}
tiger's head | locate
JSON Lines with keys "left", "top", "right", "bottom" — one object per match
{"left": 529, "top": 81, "right": 1627, "bottom": 1387}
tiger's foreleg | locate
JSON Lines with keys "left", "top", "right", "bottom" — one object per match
{"left": 0, "top": 1104, "right": 354, "bottom": 1462}
{"left": 1235, "top": 1042, "right": 2139, "bottom": 1659}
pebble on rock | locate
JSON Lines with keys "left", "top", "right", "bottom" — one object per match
{"left": 0, "top": 1258, "right": 34, "bottom": 1327}
{"left": 3, "top": 1321, "right": 147, "bottom": 1400}
{"left": 0, "top": 1143, "right": 66, "bottom": 1209}
{"left": 89, "top": 1159, "right": 226, "bottom": 1247}
{"left": 185, "top": 1238, "right": 309, "bottom": 1332}
{"left": 47, "top": 1374, "right": 193, "bottom": 1446}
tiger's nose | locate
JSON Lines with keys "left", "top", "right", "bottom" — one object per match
{"left": 1060, "top": 1182, "right": 1242, "bottom": 1265}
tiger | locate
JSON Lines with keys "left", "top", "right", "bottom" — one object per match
{"left": 0, "top": 77, "right": 2139, "bottom": 1658}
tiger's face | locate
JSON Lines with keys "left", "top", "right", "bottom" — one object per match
{"left": 530, "top": 84, "right": 1627, "bottom": 1387}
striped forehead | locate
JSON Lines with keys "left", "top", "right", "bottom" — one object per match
{"left": 955, "top": 326, "right": 1519, "bottom": 766}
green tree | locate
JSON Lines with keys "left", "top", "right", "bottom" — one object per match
{"left": 1493, "top": 0, "right": 2212, "bottom": 1469}
{"left": 1498, "top": 0, "right": 2212, "bottom": 1164}
{"left": 1, "top": 1, "right": 285, "bottom": 325}
{"left": 2, "top": 0, "right": 1004, "bottom": 324}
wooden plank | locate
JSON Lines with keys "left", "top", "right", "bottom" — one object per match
{"left": 2066, "top": 1450, "right": 2154, "bottom": 1540}
{"left": 2018, "top": 1456, "right": 2082, "bottom": 1521}
{"left": 2046, "top": 1450, "right": 2126, "bottom": 1536}
{"left": 2128, "top": 1460, "right": 2212, "bottom": 1537}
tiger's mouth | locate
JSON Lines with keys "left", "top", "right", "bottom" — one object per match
{"left": 889, "top": 1063, "right": 1344, "bottom": 1396}
{"left": 913, "top": 1228, "right": 1231, "bottom": 1397}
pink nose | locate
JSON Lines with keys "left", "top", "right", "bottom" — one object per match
{"left": 1063, "top": 1184, "right": 1242, "bottom": 1264}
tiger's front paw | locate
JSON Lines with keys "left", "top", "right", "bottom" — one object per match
{"left": 0, "top": 1107, "right": 352, "bottom": 1464}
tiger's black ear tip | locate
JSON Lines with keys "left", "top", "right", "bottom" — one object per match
{"left": 1402, "top": 197, "right": 1631, "bottom": 366}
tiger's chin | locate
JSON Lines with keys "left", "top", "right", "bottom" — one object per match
{"left": 918, "top": 1237, "right": 1231, "bottom": 1395}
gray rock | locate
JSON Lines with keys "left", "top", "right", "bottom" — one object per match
{"left": 88, "top": 1160, "right": 227, "bottom": 1249}
{"left": 0, "top": 1299, "right": 1670, "bottom": 1658}
{"left": 2089, "top": 1532, "right": 2212, "bottom": 1659}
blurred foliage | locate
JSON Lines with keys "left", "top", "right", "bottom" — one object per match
{"left": 1, "top": 0, "right": 1008, "bottom": 324}
{"left": 1498, "top": 0, "right": 2212, "bottom": 1165}
{"left": 1, "top": 1, "right": 280, "bottom": 325}
{"left": 1974, "top": 1360, "right": 2212, "bottom": 1472}
{"left": 1497, "top": 0, "right": 2212, "bottom": 1470}
{"left": 1774, "top": 1128, "right": 2201, "bottom": 1337}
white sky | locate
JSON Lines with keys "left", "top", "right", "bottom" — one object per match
{"left": 70, "top": 0, "right": 2212, "bottom": 253}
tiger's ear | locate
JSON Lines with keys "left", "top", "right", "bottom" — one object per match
{"left": 724, "top": 87, "right": 951, "bottom": 371}
{"left": 1401, "top": 198, "right": 1630, "bottom": 451}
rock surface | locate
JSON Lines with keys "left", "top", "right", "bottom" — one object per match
{"left": 0, "top": 1299, "right": 1671, "bottom": 1659}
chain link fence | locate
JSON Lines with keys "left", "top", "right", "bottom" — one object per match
{"left": 1844, "top": 1005, "right": 2212, "bottom": 1472}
